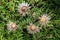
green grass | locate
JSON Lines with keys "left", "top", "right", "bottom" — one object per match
{"left": 0, "top": 0, "right": 60, "bottom": 40}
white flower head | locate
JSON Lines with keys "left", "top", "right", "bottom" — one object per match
{"left": 7, "top": 21, "right": 18, "bottom": 31}
{"left": 27, "top": 23, "right": 40, "bottom": 34}
{"left": 18, "top": 2, "right": 30, "bottom": 16}
{"left": 39, "top": 14, "right": 51, "bottom": 26}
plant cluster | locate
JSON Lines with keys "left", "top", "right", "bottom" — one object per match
{"left": 0, "top": 0, "right": 60, "bottom": 40}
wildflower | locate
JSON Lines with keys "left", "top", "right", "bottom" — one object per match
{"left": 39, "top": 14, "right": 51, "bottom": 26}
{"left": 27, "top": 23, "right": 40, "bottom": 34}
{"left": 18, "top": 2, "right": 30, "bottom": 16}
{"left": 7, "top": 21, "right": 18, "bottom": 31}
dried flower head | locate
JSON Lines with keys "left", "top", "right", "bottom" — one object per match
{"left": 27, "top": 23, "right": 40, "bottom": 34}
{"left": 7, "top": 21, "right": 18, "bottom": 31}
{"left": 18, "top": 2, "right": 30, "bottom": 16}
{"left": 39, "top": 14, "right": 51, "bottom": 26}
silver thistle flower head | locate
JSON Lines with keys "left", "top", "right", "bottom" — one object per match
{"left": 39, "top": 14, "right": 51, "bottom": 26}
{"left": 7, "top": 21, "right": 18, "bottom": 31}
{"left": 27, "top": 23, "right": 40, "bottom": 34}
{"left": 18, "top": 2, "right": 30, "bottom": 16}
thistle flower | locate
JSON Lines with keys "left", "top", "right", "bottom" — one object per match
{"left": 18, "top": 2, "right": 30, "bottom": 16}
{"left": 27, "top": 23, "right": 40, "bottom": 34}
{"left": 7, "top": 21, "right": 18, "bottom": 31}
{"left": 39, "top": 14, "right": 51, "bottom": 26}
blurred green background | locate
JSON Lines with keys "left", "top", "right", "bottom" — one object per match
{"left": 0, "top": 0, "right": 60, "bottom": 40}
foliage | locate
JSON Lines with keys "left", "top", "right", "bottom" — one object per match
{"left": 0, "top": 0, "right": 60, "bottom": 40}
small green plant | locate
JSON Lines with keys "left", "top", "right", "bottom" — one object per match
{"left": 0, "top": 0, "right": 60, "bottom": 40}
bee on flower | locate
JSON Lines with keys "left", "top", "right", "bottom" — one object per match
{"left": 18, "top": 2, "right": 30, "bottom": 16}
{"left": 27, "top": 23, "right": 40, "bottom": 34}
{"left": 7, "top": 21, "right": 18, "bottom": 31}
{"left": 39, "top": 14, "right": 51, "bottom": 26}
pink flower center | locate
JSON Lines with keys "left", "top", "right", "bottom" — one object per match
{"left": 21, "top": 6, "right": 27, "bottom": 12}
{"left": 40, "top": 16, "right": 47, "bottom": 23}
{"left": 30, "top": 25, "right": 36, "bottom": 31}
{"left": 10, "top": 23, "right": 16, "bottom": 29}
